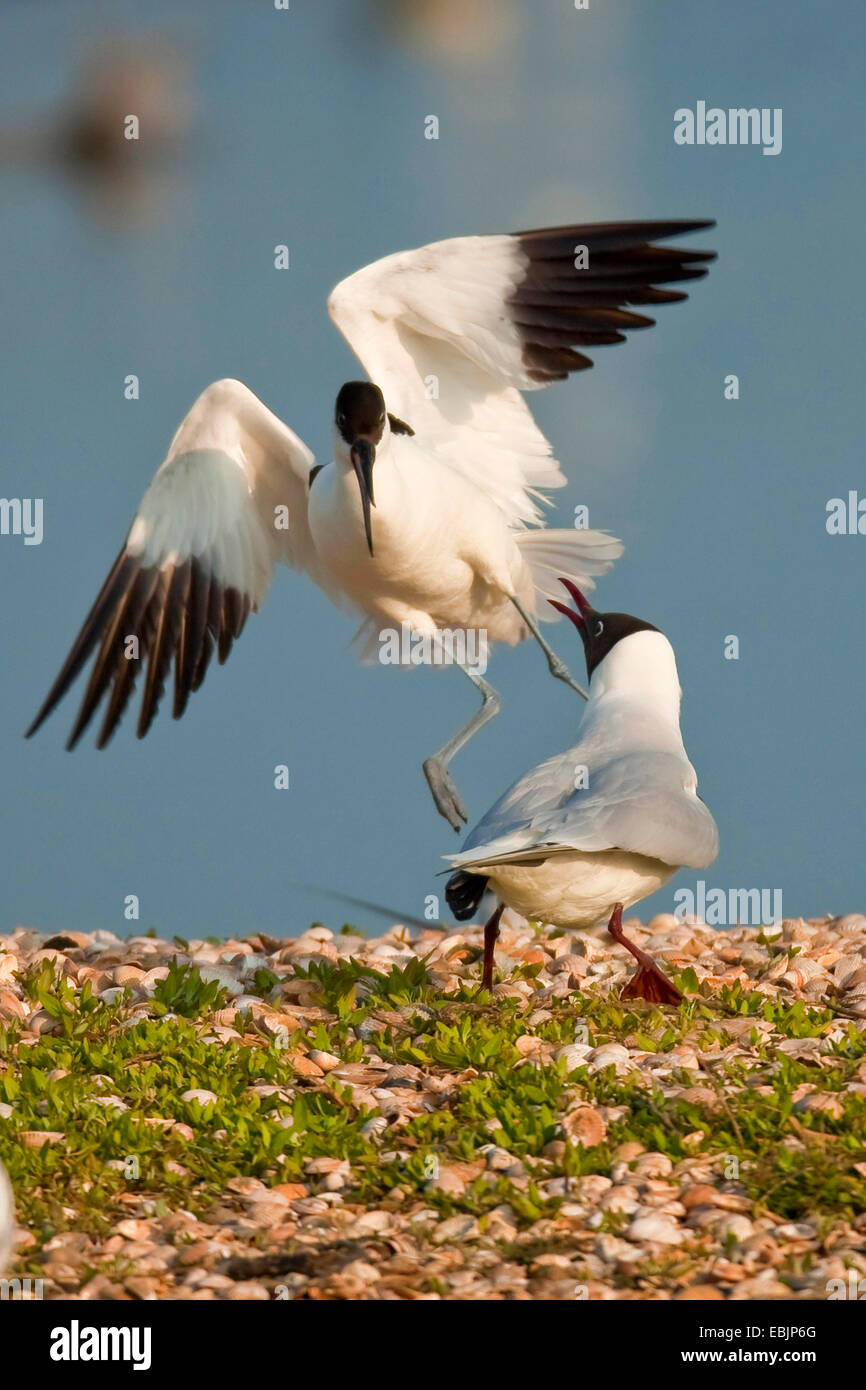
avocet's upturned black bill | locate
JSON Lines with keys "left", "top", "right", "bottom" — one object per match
{"left": 446, "top": 579, "right": 719, "bottom": 1002}
{"left": 25, "top": 219, "right": 716, "bottom": 829}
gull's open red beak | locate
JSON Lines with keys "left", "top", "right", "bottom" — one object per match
{"left": 547, "top": 577, "right": 595, "bottom": 630}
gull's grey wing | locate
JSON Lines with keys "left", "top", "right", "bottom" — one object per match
{"left": 539, "top": 749, "right": 719, "bottom": 869}
{"left": 452, "top": 747, "right": 718, "bottom": 872}
{"left": 453, "top": 747, "right": 582, "bottom": 862}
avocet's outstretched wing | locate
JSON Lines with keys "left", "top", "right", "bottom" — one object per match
{"left": 26, "top": 378, "right": 319, "bottom": 749}
{"left": 328, "top": 220, "right": 715, "bottom": 525}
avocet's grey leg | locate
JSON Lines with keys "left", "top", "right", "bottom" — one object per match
{"left": 423, "top": 661, "right": 501, "bottom": 831}
{"left": 509, "top": 594, "right": 588, "bottom": 700}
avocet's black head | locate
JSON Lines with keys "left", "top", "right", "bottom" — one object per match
{"left": 335, "top": 382, "right": 386, "bottom": 557}
{"left": 549, "top": 578, "right": 659, "bottom": 681}
{"left": 335, "top": 381, "right": 387, "bottom": 448}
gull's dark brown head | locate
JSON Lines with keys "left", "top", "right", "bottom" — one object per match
{"left": 549, "top": 578, "right": 659, "bottom": 681}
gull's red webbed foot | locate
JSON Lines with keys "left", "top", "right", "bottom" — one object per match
{"left": 607, "top": 902, "right": 683, "bottom": 1005}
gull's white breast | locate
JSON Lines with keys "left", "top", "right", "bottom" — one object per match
{"left": 480, "top": 849, "right": 676, "bottom": 931}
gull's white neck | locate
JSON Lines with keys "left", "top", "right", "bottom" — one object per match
{"left": 586, "top": 630, "right": 683, "bottom": 724}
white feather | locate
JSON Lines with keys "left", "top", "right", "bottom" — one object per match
{"left": 126, "top": 378, "right": 319, "bottom": 604}
{"left": 328, "top": 236, "right": 566, "bottom": 526}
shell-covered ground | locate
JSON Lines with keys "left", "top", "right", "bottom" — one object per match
{"left": 1, "top": 910, "right": 865, "bottom": 1301}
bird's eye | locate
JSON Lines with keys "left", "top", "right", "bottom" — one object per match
{"left": 594, "top": 619, "right": 604, "bottom": 638}
{"left": 337, "top": 413, "right": 347, "bottom": 428}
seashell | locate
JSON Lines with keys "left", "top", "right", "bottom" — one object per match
{"left": 784, "top": 919, "right": 817, "bottom": 942}
{"left": 794, "top": 1091, "right": 844, "bottom": 1118}
{"left": 480, "top": 1145, "right": 522, "bottom": 1172}
{"left": 139, "top": 966, "right": 171, "bottom": 992}
{"left": 113, "top": 965, "right": 145, "bottom": 987}
{"left": 599, "top": 1184, "right": 640, "bottom": 1215}
{"left": 301, "top": 925, "right": 334, "bottom": 943}
{"left": 578, "top": 1175, "right": 613, "bottom": 1203}
{"left": 76, "top": 966, "right": 110, "bottom": 991}
{"left": 307, "top": 1049, "right": 340, "bottom": 1071}
{"left": 562, "top": 1105, "right": 607, "bottom": 1149}
{"left": 648, "top": 914, "right": 682, "bottom": 932}
{"left": 115, "top": 1219, "right": 152, "bottom": 1242}
{"left": 778, "top": 955, "right": 825, "bottom": 987}
{"left": 835, "top": 914, "right": 866, "bottom": 936}
{"left": 595, "top": 1233, "right": 636, "bottom": 1262}
{"left": 0, "top": 955, "right": 19, "bottom": 984}
{"left": 26, "top": 1008, "right": 60, "bottom": 1035}
{"left": 832, "top": 955, "right": 864, "bottom": 983}
{"left": 633, "top": 1151, "right": 673, "bottom": 1180}
{"left": 98, "top": 987, "right": 127, "bottom": 1005}
{"left": 627, "top": 1214, "right": 683, "bottom": 1245}
{"left": 612, "top": 1142, "right": 645, "bottom": 1163}
{"left": 181, "top": 1089, "right": 218, "bottom": 1107}
{"left": 668, "top": 1046, "right": 701, "bottom": 1070}
{"left": 304, "top": 1157, "right": 350, "bottom": 1176}
{"left": 587, "top": 1043, "right": 632, "bottom": 1075}
{"left": 19, "top": 1130, "right": 64, "bottom": 1147}
{"left": 764, "top": 954, "right": 790, "bottom": 980}
{"left": 195, "top": 965, "right": 244, "bottom": 997}
{"left": 0, "top": 989, "right": 27, "bottom": 1022}
{"left": 432, "top": 1216, "right": 478, "bottom": 1245}
{"left": 803, "top": 980, "right": 829, "bottom": 1000}
{"left": 715, "top": 1214, "right": 754, "bottom": 1243}
{"left": 553, "top": 1043, "right": 592, "bottom": 1071}
{"left": 360, "top": 1115, "right": 389, "bottom": 1140}
{"left": 781, "top": 968, "right": 809, "bottom": 989}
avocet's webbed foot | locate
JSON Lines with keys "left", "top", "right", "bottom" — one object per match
{"left": 423, "top": 756, "right": 468, "bottom": 832}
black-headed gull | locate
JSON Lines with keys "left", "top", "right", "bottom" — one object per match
{"left": 445, "top": 579, "right": 718, "bottom": 1001}
{"left": 26, "top": 220, "right": 715, "bottom": 828}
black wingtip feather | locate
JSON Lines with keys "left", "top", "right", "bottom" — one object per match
{"left": 24, "top": 549, "right": 134, "bottom": 740}
{"left": 64, "top": 563, "right": 157, "bottom": 750}
{"left": 93, "top": 567, "right": 164, "bottom": 749}
{"left": 29, "top": 532, "right": 258, "bottom": 748}
{"left": 509, "top": 217, "right": 716, "bottom": 383}
{"left": 136, "top": 562, "right": 190, "bottom": 740}
{"left": 173, "top": 559, "right": 210, "bottom": 720}
{"left": 514, "top": 218, "right": 716, "bottom": 245}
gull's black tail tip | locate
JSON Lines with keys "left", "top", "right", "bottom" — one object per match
{"left": 445, "top": 870, "right": 489, "bottom": 922}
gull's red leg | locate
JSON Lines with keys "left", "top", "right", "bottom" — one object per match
{"left": 607, "top": 902, "right": 682, "bottom": 1005}
{"left": 480, "top": 902, "right": 504, "bottom": 993}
